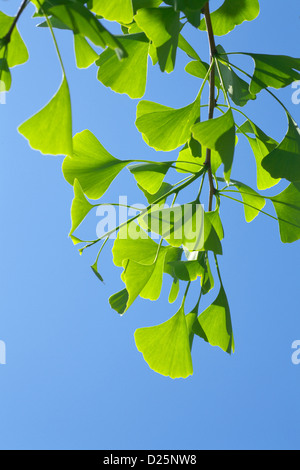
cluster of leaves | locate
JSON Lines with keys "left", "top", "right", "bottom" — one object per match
{"left": 1, "top": 0, "right": 300, "bottom": 379}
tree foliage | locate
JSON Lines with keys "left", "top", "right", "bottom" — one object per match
{"left": 1, "top": 0, "right": 300, "bottom": 379}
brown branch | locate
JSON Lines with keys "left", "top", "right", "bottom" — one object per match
{"left": 203, "top": 2, "right": 217, "bottom": 212}
{"left": 3, "top": 0, "right": 29, "bottom": 44}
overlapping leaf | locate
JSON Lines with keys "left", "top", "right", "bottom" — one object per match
{"left": 136, "top": 97, "right": 200, "bottom": 151}
{"left": 0, "top": 11, "right": 29, "bottom": 68}
{"left": 135, "top": 6, "right": 180, "bottom": 72}
{"left": 91, "top": 0, "right": 134, "bottom": 24}
{"left": 70, "top": 179, "right": 95, "bottom": 235}
{"left": 129, "top": 162, "right": 172, "bottom": 194}
{"left": 96, "top": 33, "right": 149, "bottom": 99}
{"left": 194, "top": 285, "right": 234, "bottom": 354}
{"left": 192, "top": 110, "right": 236, "bottom": 182}
{"left": 238, "top": 119, "right": 280, "bottom": 190}
{"left": 43, "top": 0, "right": 126, "bottom": 58}
{"left": 74, "top": 34, "right": 98, "bottom": 68}
{"left": 262, "top": 114, "right": 300, "bottom": 183}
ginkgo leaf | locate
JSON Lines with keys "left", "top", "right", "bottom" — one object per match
{"left": 244, "top": 53, "right": 300, "bottom": 95}
{"left": 134, "top": 305, "right": 193, "bottom": 378}
{"left": 194, "top": 285, "right": 234, "bottom": 354}
{"left": 200, "top": 0, "right": 260, "bottom": 36}
{"left": 271, "top": 182, "right": 300, "bottom": 243}
{"left": 217, "top": 47, "right": 256, "bottom": 107}
{"left": 164, "top": 0, "right": 208, "bottom": 28}
{"left": 192, "top": 110, "right": 236, "bottom": 182}
{"left": 129, "top": 162, "right": 171, "bottom": 194}
{"left": 0, "top": 58, "right": 11, "bottom": 91}
{"left": 109, "top": 289, "right": 129, "bottom": 315}
{"left": 185, "top": 59, "right": 221, "bottom": 88}
{"left": 135, "top": 7, "right": 180, "bottom": 72}
{"left": 262, "top": 114, "right": 300, "bottom": 183}
{"left": 168, "top": 260, "right": 202, "bottom": 281}
{"left": 0, "top": 11, "right": 29, "bottom": 68}
{"left": 176, "top": 144, "right": 204, "bottom": 174}
{"left": 140, "top": 203, "right": 205, "bottom": 251}
{"left": 200, "top": 212, "right": 223, "bottom": 255}
{"left": 133, "top": 0, "right": 162, "bottom": 11}
{"left": 62, "top": 130, "right": 128, "bottom": 199}
{"left": 96, "top": 33, "right": 149, "bottom": 99}
{"left": 231, "top": 180, "right": 266, "bottom": 223}
{"left": 18, "top": 76, "right": 73, "bottom": 156}
{"left": 138, "top": 182, "right": 174, "bottom": 205}
{"left": 238, "top": 119, "right": 280, "bottom": 190}
{"left": 45, "top": 0, "right": 126, "bottom": 58}
{"left": 168, "top": 279, "right": 180, "bottom": 303}
{"left": 70, "top": 179, "right": 95, "bottom": 235}
{"left": 92, "top": 0, "right": 134, "bottom": 24}
{"left": 113, "top": 223, "right": 160, "bottom": 267}
{"left": 136, "top": 98, "right": 200, "bottom": 151}
{"left": 74, "top": 34, "right": 98, "bottom": 69}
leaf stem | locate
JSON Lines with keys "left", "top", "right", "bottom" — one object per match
{"left": 203, "top": 2, "right": 217, "bottom": 212}
{"left": 2, "top": 0, "right": 29, "bottom": 44}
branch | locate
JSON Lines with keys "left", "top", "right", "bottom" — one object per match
{"left": 203, "top": 2, "right": 217, "bottom": 212}
{"left": 2, "top": 0, "right": 29, "bottom": 44}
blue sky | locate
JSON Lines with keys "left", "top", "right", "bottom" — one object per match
{"left": 0, "top": 0, "right": 299, "bottom": 450}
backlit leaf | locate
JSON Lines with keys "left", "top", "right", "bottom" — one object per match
{"left": 136, "top": 97, "right": 200, "bottom": 151}
{"left": 70, "top": 179, "right": 95, "bottom": 235}
{"left": 63, "top": 130, "right": 128, "bottom": 199}
{"left": 74, "top": 34, "right": 98, "bottom": 68}
{"left": 271, "top": 183, "right": 300, "bottom": 243}
{"left": 262, "top": 114, "right": 300, "bottom": 183}
{"left": 96, "top": 33, "right": 149, "bottom": 99}
{"left": 92, "top": 0, "right": 134, "bottom": 24}
{"left": 192, "top": 110, "right": 236, "bottom": 182}
{"left": 200, "top": 0, "right": 260, "bottom": 36}
{"left": 135, "top": 305, "right": 193, "bottom": 378}
{"left": 18, "top": 76, "right": 72, "bottom": 156}
{"left": 0, "top": 11, "right": 29, "bottom": 68}
{"left": 194, "top": 285, "right": 234, "bottom": 353}
{"left": 129, "top": 162, "right": 172, "bottom": 194}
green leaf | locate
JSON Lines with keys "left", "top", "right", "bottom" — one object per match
{"left": 18, "top": 76, "right": 73, "bottom": 156}
{"left": 70, "top": 179, "right": 94, "bottom": 235}
{"left": 138, "top": 182, "right": 174, "bottom": 205}
{"left": 45, "top": 0, "right": 126, "bottom": 58}
{"left": 192, "top": 110, "right": 236, "bottom": 182}
{"left": 168, "top": 260, "right": 202, "bottom": 281}
{"left": 113, "top": 223, "right": 161, "bottom": 267}
{"left": 200, "top": 0, "right": 260, "bottom": 36}
{"left": 74, "top": 34, "right": 98, "bottom": 68}
{"left": 136, "top": 97, "right": 200, "bottom": 151}
{"left": 176, "top": 144, "right": 204, "bottom": 174}
{"left": 140, "top": 203, "right": 205, "bottom": 251}
{"left": 185, "top": 59, "right": 221, "bottom": 88}
{"left": 168, "top": 279, "right": 180, "bottom": 303}
{"left": 200, "top": 212, "right": 223, "bottom": 255}
{"left": 178, "top": 34, "right": 201, "bottom": 61}
{"left": 165, "top": 0, "right": 208, "bottom": 28}
{"left": 96, "top": 33, "right": 149, "bottom": 99}
{"left": 0, "top": 11, "right": 29, "bottom": 68}
{"left": 91, "top": 0, "right": 134, "bottom": 23}
{"left": 231, "top": 180, "right": 266, "bottom": 223}
{"left": 262, "top": 114, "right": 300, "bottom": 183}
{"left": 135, "top": 305, "right": 193, "bottom": 378}
{"left": 129, "top": 162, "right": 171, "bottom": 194}
{"left": 271, "top": 183, "right": 300, "bottom": 243}
{"left": 238, "top": 119, "right": 280, "bottom": 190}
{"left": 62, "top": 130, "right": 128, "bottom": 199}
{"left": 133, "top": 0, "right": 162, "bottom": 12}
{"left": 217, "top": 47, "right": 256, "bottom": 107}
{"left": 194, "top": 285, "right": 234, "bottom": 354}
{"left": 135, "top": 7, "right": 180, "bottom": 72}
{"left": 0, "top": 58, "right": 11, "bottom": 91}
{"left": 91, "top": 262, "right": 104, "bottom": 283}
{"left": 245, "top": 53, "right": 300, "bottom": 95}
{"left": 109, "top": 289, "right": 129, "bottom": 314}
